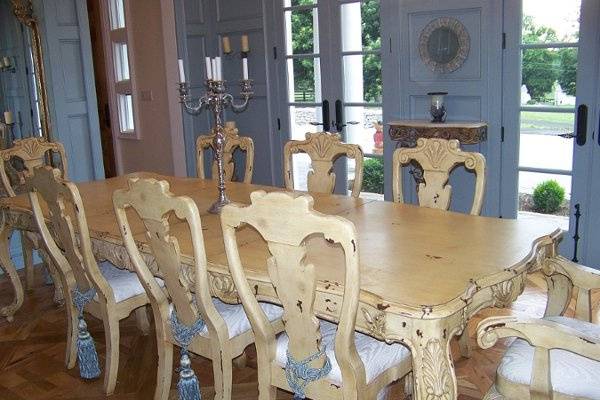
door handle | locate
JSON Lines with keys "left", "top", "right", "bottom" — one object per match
{"left": 557, "top": 132, "right": 575, "bottom": 139}
{"left": 597, "top": 108, "right": 600, "bottom": 146}
{"left": 576, "top": 104, "right": 587, "bottom": 146}
{"left": 322, "top": 100, "right": 330, "bottom": 132}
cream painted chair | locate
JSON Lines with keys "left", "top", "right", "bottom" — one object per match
{"left": 113, "top": 177, "right": 284, "bottom": 400}
{"left": 196, "top": 123, "right": 254, "bottom": 183}
{"left": 221, "top": 190, "right": 412, "bottom": 400}
{"left": 284, "top": 132, "right": 364, "bottom": 198}
{"left": 392, "top": 138, "right": 486, "bottom": 215}
{"left": 25, "top": 166, "right": 152, "bottom": 395}
{"left": 0, "top": 137, "right": 69, "bottom": 296}
{"left": 477, "top": 256, "right": 600, "bottom": 400}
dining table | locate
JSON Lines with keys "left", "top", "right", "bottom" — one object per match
{"left": 0, "top": 171, "right": 570, "bottom": 400}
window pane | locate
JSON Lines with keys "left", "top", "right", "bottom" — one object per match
{"left": 522, "top": 0, "right": 580, "bottom": 44}
{"left": 521, "top": 47, "right": 577, "bottom": 106}
{"left": 343, "top": 54, "right": 382, "bottom": 103}
{"left": 287, "top": 57, "right": 321, "bottom": 103}
{"left": 289, "top": 106, "right": 322, "bottom": 139}
{"left": 355, "top": 157, "right": 384, "bottom": 196}
{"left": 519, "top": 111, "right": 574, "bottom": 170}
{"left": 113, "top": 42, "right": 130, "bottom": 81}
{"left": 109, "top": 0, "right": 125, "bottom": 30}
{"left": 518, "top": 171, "right": 570, "bottom": 228}
{"left": 344, "top": 106, "right": 383, "bottom": 154}
{"left": 341, "top": 0, "right": 381, "bottom": 51}
{"left": 284, "top": 0, "right": 315, "bottom": 6}
{"left": 285, "top": 8, "right": 319, "bottom": 55}
{"left": 118, "top": 94, "right": 134, "bottom": 132}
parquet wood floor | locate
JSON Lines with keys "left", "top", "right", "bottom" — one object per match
{"left": 0, "top": 267, "right": 597, "bottom": 400}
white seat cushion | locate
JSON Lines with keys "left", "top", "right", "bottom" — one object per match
{"left": 99, "top": 261, "right": 164, "bottom": 303}
{"left": 498, "top": 316, "right": 600, "bottom": 399}
{"left": 169, "top": 299, "right": 283, "bottom": 339}
{"left": 275, "top": 319, "right": 411, "bottom": 399}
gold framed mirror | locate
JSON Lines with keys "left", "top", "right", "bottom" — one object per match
{"left": 10, "top": 0, "right": 51, "bottom": 141}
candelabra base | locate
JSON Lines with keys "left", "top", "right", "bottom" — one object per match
{"left": 208, "top": 196, "right": 231, "bottom": 214}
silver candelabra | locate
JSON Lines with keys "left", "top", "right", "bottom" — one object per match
{"left": 178, "top": 78, "right": 253, "bottom": 214}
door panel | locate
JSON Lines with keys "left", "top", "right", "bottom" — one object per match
{"left": 397, "top": 0, "right": 503, "bottom": 215}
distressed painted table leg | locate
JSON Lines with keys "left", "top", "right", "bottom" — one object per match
{"left": 409, "top": 324, "right": 458, "bottom": 400}
{"left": 0, "top": 225, "right": 24, "bottom": 322}
{"left": 541, "top": 257, "right": 574, "bottom": 317}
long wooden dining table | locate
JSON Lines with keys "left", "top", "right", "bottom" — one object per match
{"left": 0, "top": 172, "right": 567, "bottom": 400}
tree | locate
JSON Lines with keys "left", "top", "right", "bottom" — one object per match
{"left": 557, "top": 47, "right": 577, "bottom": 96}
{"left": 521, "top": 16, "right": 559, "bottom": 101}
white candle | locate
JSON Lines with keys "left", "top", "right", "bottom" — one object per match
{"left": 242, "top": 58, "right": 249, "bottom": 80}
{"left": 177, "top": 59, "right": 186, "bottom": 83}
{"left": 4, "top": 111, "right": 14, "bottom": 125}
{"left": 205, "top": 57, "right": 213, "bottom": 80}
{"left": 2, "top": 57, "right": 10, "bottom": 67}
{"left": 216, "top": 57, "right": 222, "bottom": 81}
{"left": 211, "top": 58, "right": 218, "bottom": 81}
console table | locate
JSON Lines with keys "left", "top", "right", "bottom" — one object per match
{"left": 388, "top": 120, "right": 488, "bottom": 147}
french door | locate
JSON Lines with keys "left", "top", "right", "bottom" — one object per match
{"left": 274, "top": 0, "right": 385, "bottom": 196}
{"left": 501, "top": 0, "right": 600, "bottom": 264}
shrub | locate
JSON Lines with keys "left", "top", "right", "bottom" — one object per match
{"left": 532, "top": 180, "right": 565, "bottom": 214}
{"left": 363, "top": 158, "right": 384, "bottom": 194}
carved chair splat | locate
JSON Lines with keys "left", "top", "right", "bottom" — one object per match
{"left": 392, "top": 138, "right": 486, "bottom": 215}
{"left": 284, "top": 132, "right": 365, "bottom": 198}
{"left": 196, "top": 125, "right": 255, "bottom": 183}
{"left": 478, "top": 256, "right": 600, "bottom": 400}
{"left": 221, "top": 191, "right": 412, "bottom": 400}
{"left": 25, "top": 166, "right": 152, "bottom": 395}
{"left": 113, "top": 177, "right": 283, "bottom": 400}
{"left": 0, "top": 137, "right": 69, "bottom": 295}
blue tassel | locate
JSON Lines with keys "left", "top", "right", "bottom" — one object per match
{"left": 76, "top": 317, "right": 101, "bottom": 379}
{"left": 177, "top": 351, "right": 201, "bottom": 400}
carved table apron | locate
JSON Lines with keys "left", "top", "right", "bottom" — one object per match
{"left": 0, "top": 172, "right": 563, "bottom": 400}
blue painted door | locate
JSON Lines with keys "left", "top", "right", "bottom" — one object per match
{"left": 393, "top": 0, "right": 503, "bottom": 214}
{"left": 500, "top": 0, "right": 600, "bottom": 265}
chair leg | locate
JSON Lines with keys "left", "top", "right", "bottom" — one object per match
{"left": 155, "top": 340, "right": 173, "bottom": 400}
{"left": 103, "top": 315, "right": 121, "bottom": 395}
{"left": 135, "top": 306, "right": 151, "bottom": 335}
{"left": 458, "top": 330, "right": 471, "bottom": 358}
{"left": 39, "top": 250, "right": 64, "bottom": 305}
{"left": 404, "top": 372, "right": 414, "bottom": 399}
{"left": 212, "top": 342, "right": 233, "bottom": 400}
{"left": 64, "top": 295, "right": 78, "bottom": 369}
{"left": 21, "top": 235, "right": 35, "bottom": 291}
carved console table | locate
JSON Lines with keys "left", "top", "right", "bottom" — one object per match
{"left": 388, "top": 120, "right": 488, "bottom": 148}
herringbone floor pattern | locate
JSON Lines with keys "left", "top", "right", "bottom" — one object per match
{"left": 0, "top": 268, "right": 597, "bottom": 399}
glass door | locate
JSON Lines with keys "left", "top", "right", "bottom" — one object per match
{"left": 515, "top": 0, "right": 581, "bottom": 230}
{"left": 278, "top": 0, "right": 383, "bottom": 196}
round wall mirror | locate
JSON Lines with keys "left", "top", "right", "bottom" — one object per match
{"left": 419, "top": 17, "right": 470, "bottom": 73}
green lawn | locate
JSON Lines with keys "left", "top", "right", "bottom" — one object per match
{"left": 520, "top": 110, "right": 574, "bottom": 132}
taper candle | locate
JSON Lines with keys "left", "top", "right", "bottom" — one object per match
{"left": 242, "top": 58, "right": 249, "bottom": 80}
{"left": 222, "top": 36, "right": 232, "bottom": 54}
{"left": 241, "top": 34, "right": 249, "bottom": 52}
{"left": 178, "top": 59, "right": 186, "bottom": 83}
{"left": 4, "top": 111, "right": 14, "bottom": 125}
{"left": 211, "top": 58, "right": 218, "bottom": 80}
{"left": 216, "top": 57, "right": 222, "bottom": 81}
{"left": 205, "top": 57, "right": 213, "bottom": 80}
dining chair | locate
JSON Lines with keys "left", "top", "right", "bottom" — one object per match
{"left": 196, "top": 124, "right": 254, "bottom": 183}
{"left": 392, "top": 137, "right": 486, "bottom": 215}
{"left": 25, "top": 166, "right": 153, "bottom": 395}
{"left": 0, "top": 137, "right": 69, "bottom": 296}
{"left": 284, "top": 132, "right": 364, "bottom": 198}
{"left": 221, "top": 190, "right": 412, "bottom": 400}
{"left": 477, "top": 256, "right": 600, "bottom": 400}
{"left": 113, "top": 177, "right": 284, "bottom": 400}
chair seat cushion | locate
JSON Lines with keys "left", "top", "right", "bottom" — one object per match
{"left": 497, "top": 316, "right": 600, "bottom": 399}
{"left": 197, "top": 299, "right": 283, "bottom": 339}
{"left": 275, "top": 319, "right": 411, "bottom": 391}
{"left": 99, "top": 261, "right": 164, "bottom": 303}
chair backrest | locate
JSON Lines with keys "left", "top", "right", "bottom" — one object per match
{"left": 25, "top": 166, "right": 113, "bottom": 301}
{"left": 284, "top": 132, "right": 364, "bottom": 198}
{"left": 221, "top": 190, "right": 366, "bottom": 390}
{"left": 113, "top": 178, "right": 229, "bottom": 336}
{"left": 196, "top": 125, "right": 254, "bottom": 184}
{"left": 392, "top": 138, "right": 486, "bottom": 215}
{"left": 0, "top": 137, "right": 68, "bottom": 197}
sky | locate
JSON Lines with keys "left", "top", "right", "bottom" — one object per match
{"left": 523, "top": 0, "right": 581, "bottom": 41}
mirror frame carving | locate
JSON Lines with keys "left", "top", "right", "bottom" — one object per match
{"left": 11, "top": 0, "right": 51, "bottom": 141}
{"left": 418, "top": 17, "right": 471, "bottom": 74}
